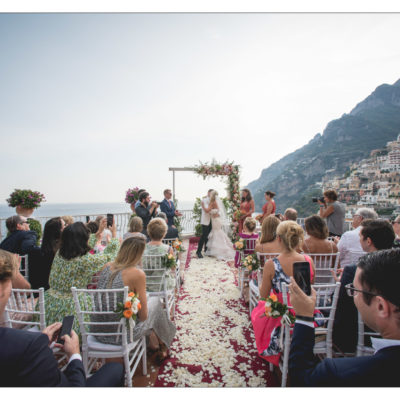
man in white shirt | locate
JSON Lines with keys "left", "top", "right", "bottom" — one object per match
{"left": 336, "top": 207, "right": 378, "bottom": 267}
{"left": 196, "top": 189, "right": 213, "bottom": 259}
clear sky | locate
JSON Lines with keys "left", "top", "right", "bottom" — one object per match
{"left": 1, "top": 13, "right": 400, "bottom": 204}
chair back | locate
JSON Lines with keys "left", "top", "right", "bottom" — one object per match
{"left": 357, "top": 312, "right": 381, "bottom": 356}
{"left": 304, "top": 253, "right": 340, "bottom": 285}
{"left": 256, "top": 252, "right": 280, "bottom": 269}
{"left": 19, "top": 254, "right": 29, "bottom": 280}
{"left": 141, "top": 254, "right": 167, "bottom": 292}
{"left": 162, "top": 238, "right": 178, "bottom": 247}
{"left": 71, "top": 286, "right": 130, "bottom": 347}
{"left": 4, "top": 288, "right": 45, "bottom": 330}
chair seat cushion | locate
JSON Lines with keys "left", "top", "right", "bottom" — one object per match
{"left": 87, "top": 335, "right": 123, "bottom": 351}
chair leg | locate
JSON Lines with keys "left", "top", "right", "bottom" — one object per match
{"left": 82, "top": 347, "right": 89, "bottom": 377}
{"left": 141, "top": 337, "right": 147, "bottom": 376}
{"left": 123, "top": 352, "right": 132, "bottom": 387}
{"left": 269, "top": 362, "right": 273, "bottom": 372}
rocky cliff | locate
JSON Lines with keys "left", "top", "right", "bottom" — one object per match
{"left": 247, "top": 79, "right": 400, "bottom": 216}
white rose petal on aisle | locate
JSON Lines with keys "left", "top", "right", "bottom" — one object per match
{"left": 156, "top": 253, "right": 268, "bottom": 387}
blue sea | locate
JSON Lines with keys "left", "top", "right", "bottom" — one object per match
{"left": 0, "top": 201, "right": 195, "bottom": 219}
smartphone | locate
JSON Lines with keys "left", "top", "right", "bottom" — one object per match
{"left": 57, "top": 315, "right": 75, "bottom": 344}
{"left": 293, "top": 261, "right": 311, "bottom": 296}
{"left": 86, "top": 215, "right": 90, "bottom": 223}
{"left": 106, "top": 213, "right": 114, "bottom": 228}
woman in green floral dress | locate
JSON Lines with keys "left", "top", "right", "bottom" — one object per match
{"left": 44, "top": 219, "right": 120, "bottom": 335}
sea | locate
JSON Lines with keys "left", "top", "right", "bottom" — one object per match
{"left": 0, "top": 201, "right": 195, "bottom": 219}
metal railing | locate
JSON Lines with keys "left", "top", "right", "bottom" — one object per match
{"left": 0, "top": 210, "right": 197, "bottom": 242}
{"left": 0, "top": 211, "right": 353, "bottom": 243}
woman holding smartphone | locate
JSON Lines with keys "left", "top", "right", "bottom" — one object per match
{"left": 251, "top": 221, "right": 315, "bottom": 366}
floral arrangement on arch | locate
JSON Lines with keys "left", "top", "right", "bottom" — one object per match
{"left": 194, "top": 160, "right": 241, "bottom": 241}
{"left": 125, "top": 187, "right": 140, "bottom": 204}
{"left": 7, "top": 189, "right": 46, "bottom": 209}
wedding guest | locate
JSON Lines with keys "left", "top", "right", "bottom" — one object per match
{"left": 336, "top": 208, "right": 377, "bottom": 267}
{"left": 160, "top": 189, "right": 182, "bottom": 228}
{"left": 289, "top": 250, "right": 400, "bottom": 387}
{"left": 303, "top": 215, "right": 338, "bottom": 254}
{"left": 28, "top": 217, "right": 65, "bottom": 291}
{"left": 283, "top": 208, "right": 298, "bottom": 222}
{"left": 95, "top": 215, "right": 111, "bottom": 247}
{"left": 61, "top": 216, "right": 74, "bottom": 227}
{"left": 318, "top": 189, "right": 346, "bottom": 237}
{"left": 142, "top": 218, "right": 175, "bottom": 291}
{"left": 333, "top": 219, "right": 395, "bottom": 353}
{"left": 0, "top": 250, "right": 30, "bottom": 291}
{"left": 157, "top": 212, "right": 179, "bottom": 239}
{"left": 256, "top": 191, "right": 276, "bottom": 224}
{"left": 0, "top": 249, "right": 125, "bottom": 387}
{"left": 239, "top": 189, "right": 255, "bottom": 233}
{"left": 134, "top": 189, "right": 147, "bottom": 209}
{"left": 85, "top": 221, "right": 99, "bottom": 234}
{"left": 235, "top": 217, "right": 259, "bottom": 267}
{"left": 251, "top": 221, "right": 315, "bottom": 365}
{"left": 391, "top": 215, "right": 400, "bottom": 247}
{"left": 0, "top": 215, "right": 37, "bottom": 255}
{"left": 135, "top": 191, "right": 159, "bottom": 236}
{"left": 91, "top": 236, "right": 176, "bottom": 362}
{"left": 43, "top": 221, "right": 120, "bottom": 336}
{"left": 255, "top": 215, "right": 281, "bottom": 254}
{"left": 123, "top": 216, "right": 146, "bottom": 241}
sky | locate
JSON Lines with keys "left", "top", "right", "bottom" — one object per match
{"left": 1, "top": 12, "right": 400, "bottom": 205}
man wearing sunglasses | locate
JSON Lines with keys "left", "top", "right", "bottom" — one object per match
{"left": 0, "top": 215, "right": 38, "bottom": 255}
{"left": 289, "top": 249, "right": 400, "bottom": 386}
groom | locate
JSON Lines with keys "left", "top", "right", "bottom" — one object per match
{"left": 196, "top": 189, "right": 213, "bottom": 259}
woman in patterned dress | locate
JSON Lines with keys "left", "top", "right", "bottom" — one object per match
{"left": 43, "top": 221, "right": 120, "bottom": 335}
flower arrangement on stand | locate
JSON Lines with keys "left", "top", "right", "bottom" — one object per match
{"left": 115, "top": 292, "right": 141, "bottom": 341}
{"left": 125, "top": 187, "right": 140, "bottom": 214}
{"left": 172, "top": 239, "right": 185, "bottom": 253}
{"left": 194, "top": 160, "right": 241, "bottom": 241}
{"left": 7, "top": 189, "right": 46, "bottom": 211}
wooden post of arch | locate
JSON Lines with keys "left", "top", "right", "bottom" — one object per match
{"left": 168, "top": 167, "right": 195, "bottom": 203}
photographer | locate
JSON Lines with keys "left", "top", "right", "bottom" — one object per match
{"left": 318, "top": 189, "right": 345, "bottom": 237}
{"left": 135, "top": 191, "right": 159, "bottom": 236}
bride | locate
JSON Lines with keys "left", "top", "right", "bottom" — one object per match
{"left": 204, "top": 190, "right": 235, "bottom": 261}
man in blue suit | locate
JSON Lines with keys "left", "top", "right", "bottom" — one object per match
{"left": 0, "top": 249, "right": 124, "bottom": 387}
{"left": 160, "top": 189, "right": 182, "bottom": 228}
{"left": 288, "top": 249, "right": 400, "bottom": 386}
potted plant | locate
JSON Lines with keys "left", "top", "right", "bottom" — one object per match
{"left": 125, "top": 187, "right": 140, "bottom": 213}
{"left": 6, "top": 189, "right": 46, "bottom": 217}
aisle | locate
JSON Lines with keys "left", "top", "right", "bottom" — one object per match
{"left": 154, "top": 242, "right": 277, "bottom": 387}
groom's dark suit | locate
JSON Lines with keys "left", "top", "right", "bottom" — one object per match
{"left": 289, "top": 323, "right": 400, "bottom": 387}
{"left": 0, "top": 327, "right": 124, "bottom": 387}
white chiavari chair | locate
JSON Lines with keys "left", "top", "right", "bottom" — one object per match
{"left": 72, "top": 286, "right": 147, "bottom": 387}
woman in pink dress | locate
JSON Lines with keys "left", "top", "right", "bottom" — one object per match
{"left": 256, "top": 191, "right": 276, "bottom": 225}
{"left": 239, "top": 189, "right": 255, "bottom": 234}
{"left": 251, "top": 221, "right": 316, "bottom": 366}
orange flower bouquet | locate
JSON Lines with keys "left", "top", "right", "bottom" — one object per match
{"left": 263, "top": 294, "right": 295, "bottom": 325}
{"left": 163, "top": 253, "right": 177, "bottom": 269}
{"left": 172, "top": 239, "right": 185, "bottom": 253}
{"left": 115, "top": 292, "right": 141, "bottom": 333}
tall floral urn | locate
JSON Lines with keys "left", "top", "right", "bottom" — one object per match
{"left": 15, "top": 205, "right": 35, "bottom": 217}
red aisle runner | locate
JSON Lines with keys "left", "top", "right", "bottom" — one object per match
{"left": 154, "top": 241, "right": 278, "bottom": 387}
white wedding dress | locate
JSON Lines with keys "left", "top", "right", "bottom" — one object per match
{"left": 205, "top": 207, "right": 235, "bottom": 261}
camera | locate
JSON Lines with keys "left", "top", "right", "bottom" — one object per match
{"left": 312, "top": 196, "right": 325, "bottom": 203}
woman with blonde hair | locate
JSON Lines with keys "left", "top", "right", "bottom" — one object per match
{"left": 255, "top": 215, "right": 281, "bottom": 254}
{"left": 251, "top": 221, "right": 315, "bottom": 366}
{"left": 92, "top": 236, "right": 176, "bottom": 361}
{"left": 123, "top": 216, "right": 146, "bottom": 241}
{"left": 142, "top": 218, "right": 175, "bottom": 291}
